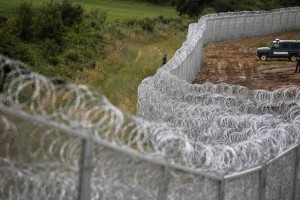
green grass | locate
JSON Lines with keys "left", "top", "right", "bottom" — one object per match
{"left": 75, "top": 0, "right": 179, "bottom": 20}
{"left": 0, "top": 0, "right": 179, "bottom": 20}
{"left": 75, "top": 28, "right": 187, "bottom": 113}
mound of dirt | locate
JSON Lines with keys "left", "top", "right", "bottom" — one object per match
{"left": 193, "top": 31, "right": 300, "bottom": 90}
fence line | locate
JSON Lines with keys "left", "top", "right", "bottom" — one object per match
{"left": 137, "top": 6, "right": 300, "bottom": 200}
{"left": 2, "top": 63, "right": 300, "bottom": 199}
{"left": 147, "top": 7, "right": 300, "bottom": 83}
{"left": 1, "top": 7, "right": 300, "bottom": 200}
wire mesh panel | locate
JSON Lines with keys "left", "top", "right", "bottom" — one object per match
{"left": 280, "top": 11, "right": 290, "bottom": 32}
{"left": 227, "top": 17, "right": 237, "bottom": 40}
{"left": 263, "top": 14, "right": 273, "bottom": 36}
{"left": 91, "top": 145, "right": 161, "bottom": 200}
{"left": 0, "top": 113, "right": 81, "bottom": 200}
{"left": 212, "top": 18, "right": 223, "bottom": 43}
{"left": 265, "top": 149, "right": 297, "bottom": 200}
{"left": 296, "top": 11, "right": 300, "bottom": 29}
{"left": 244, "top": 16, "right": 256, "bottom": 37}
{"left": 204, "top": 19, "right": 214, "bottom": 44}
{"left": 233, "top": 16, "right": 246, "bottom": 39}
{"left": 253, "top": 14, "right": 265, "bottom": 37}
{"left": 288, "top": 10, "right": 298, "bottom": 30}
{"left": 272, "top": 12, "right": 282, "bottom": 33}
{"left": 204, "top": 8, "right": 300, "bottom": 46}
{"left": 296, "top": 148, "right": 300, "bottom": 200}
{"left": 279, "top": 150, "right": 297, "bottom": 200}
{"left": 220, "top": 18, "right": 229, "bottom": 41}
{"left": 224, "top": 171, "right": 260, "bottom": 200}
{"left": 166, "top": 169, "right": 221, "bottom": 200}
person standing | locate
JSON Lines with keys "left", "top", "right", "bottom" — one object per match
{"left": 162, "top": 54, "right": 167, "bottom": 65}
{"left": 295, "top": 57, "right": 300, "bottom": 73}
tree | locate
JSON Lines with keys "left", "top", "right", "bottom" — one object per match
{"left": 171, "top": 0, "right": 209, "bottom": 17}
{"left": 61, "top": 0, "right": 84, "bottom": 27}
{"left": 16, "top": 2, "right": 34, "bottom": 41}
{"left": 280, "top": 0, "right": 300, "bottom": 7}
{"left": 171, "top": 0, "right": 300, "bottom": 16}
{"left": 34, "top": 1, "right": 65, "bottom": 43}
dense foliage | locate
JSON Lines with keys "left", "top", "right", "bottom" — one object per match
{"left": 135, "top": 0, "right": 300, "bottom": 17}
{"left": 175, "top": 0, "right": 300, "bottom": 16}
{"left": 0, "top": 0, "right": 105, "bottom": 78}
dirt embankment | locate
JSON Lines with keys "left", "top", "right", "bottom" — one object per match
{"left": 193, "top": 31, "right": 300, "bottom": 90}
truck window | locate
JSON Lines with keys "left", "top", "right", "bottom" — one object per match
{"left": 291, "top": 43, "right": 300, "bottom": 49}
{"left": 272, "top": 43, "right": 279, "bottom": 48}
{"left": 281, "top": 43, "right": 289, "bottom": 49}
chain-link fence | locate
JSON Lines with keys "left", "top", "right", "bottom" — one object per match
{"left": 1, "top": 7, "right": 300, "bottom": 200}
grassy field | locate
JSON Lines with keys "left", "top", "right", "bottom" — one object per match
{"left": 75, "top": 28, "right": 187, "bottom": 113}
{"left": 0, "top": 0, "right": 189, "bottom": 114}
{"left": 0, "top": 0, "right": 179, "bottom": 20}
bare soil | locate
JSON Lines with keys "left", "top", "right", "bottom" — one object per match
{"left": 193, "top": 31, "right": 300, "bottom": 90}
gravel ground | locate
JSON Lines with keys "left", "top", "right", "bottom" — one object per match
{"left": 193, "top": 30, "right": 300, "bottom": 90}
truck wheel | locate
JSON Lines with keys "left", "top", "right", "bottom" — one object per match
{"left": 260, "top": 54, "right": 268, "bottom": 61}
{"left": 289, "top": 54, "right": 297, "bottom": 62}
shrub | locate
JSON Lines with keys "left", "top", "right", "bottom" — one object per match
{"left": 61, "top": 0, "right": 84, "bottom": 27}
{"left": 0, "top": 16, "right": 8, "bottom": 26}
{"left": 0, "top": 24, "right": 34, "bottom": 64}
{"left": 156, "top": 15, "right": 171, "bottom": 24}
{"left": 1, "top": 0, "right": 112, "bottom": 79}
{"left": 84, "top": 9, "right": 107, "bottom": 31}
{"left": 124, "top": 17, "right": 155, "bottom": 32}
{"left": 33, "top": 1, "right": 65, "bottom": 43}
{"left": 140, "top": 17, "right": 155, "bottom": 32}
{"left": 255, "top": 40, "right": 269, "bottom": 48}
{"left": 38, "top": 38, "right": 62, "bottom": 65}
{"left": 64, "top": 48, "right": 84, "bottom": 63}
{"left": 15, "top": 2, "right": 34, "bottom": 41}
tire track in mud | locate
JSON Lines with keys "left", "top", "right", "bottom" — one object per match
{"left": 194, "top": 31, "right": 300, "bottom": 90}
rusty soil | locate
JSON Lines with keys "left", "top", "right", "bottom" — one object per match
{"left": 193, "top": 30, "right": 300, "bottom": 91}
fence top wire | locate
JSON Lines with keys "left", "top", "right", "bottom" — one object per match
{"left": 0, "top": 54, "right": 224, "bottom": 180}
{"left": 137, "top": 6, "right": 300, "bottom": 176}
{"left": 1, "top": 7, "right": 300, "bottom": 181}
{"left": 1, "top": 8, "right": 300, "bottom": 200}
{"left": 2, "top": 49, "right": 300, "bottom": 179}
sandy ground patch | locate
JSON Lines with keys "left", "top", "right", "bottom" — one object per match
{"left": 194, "top": 31, "right": 300, "bottom": 90}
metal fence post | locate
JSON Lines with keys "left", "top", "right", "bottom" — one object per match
{"left": 157, "top": 166, "right": 171, "bottom": 200}
{"left": 259, "top": 165, "right": 267, "bottom": 200}
{"left": 243, "top": 16, "right": 247, "bottom": 38}
{"left": 292, "top": 145, "right": 300, "bottom": 200}
{"left": 219, "top": 179, "right": 225, "bottom": 200}
{"left": 78, "top": 137, "right": 94, "bottom": 200}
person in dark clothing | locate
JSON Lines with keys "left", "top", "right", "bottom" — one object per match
{"left": 162, "top": 54, "right": 167, "bottom": 65}
{"left": 295, "top": 58, "right": 300, "bottom": 73}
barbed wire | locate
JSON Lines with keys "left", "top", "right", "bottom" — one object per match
{"left": 138, "top": 66, "right": 300, "bottom": 174}
{"left": 2, "top": 48, "right": 300, "bottom": 177}
{"left": 1, "top": 6, "right": 300, "bottom": 199}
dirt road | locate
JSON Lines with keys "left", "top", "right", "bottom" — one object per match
{"left": 193, "top": 31, "right": 300, "bottom": 90}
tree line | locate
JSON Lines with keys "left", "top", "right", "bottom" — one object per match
{"left": 135, "top": 0, "right": 300, "bottom": 17}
